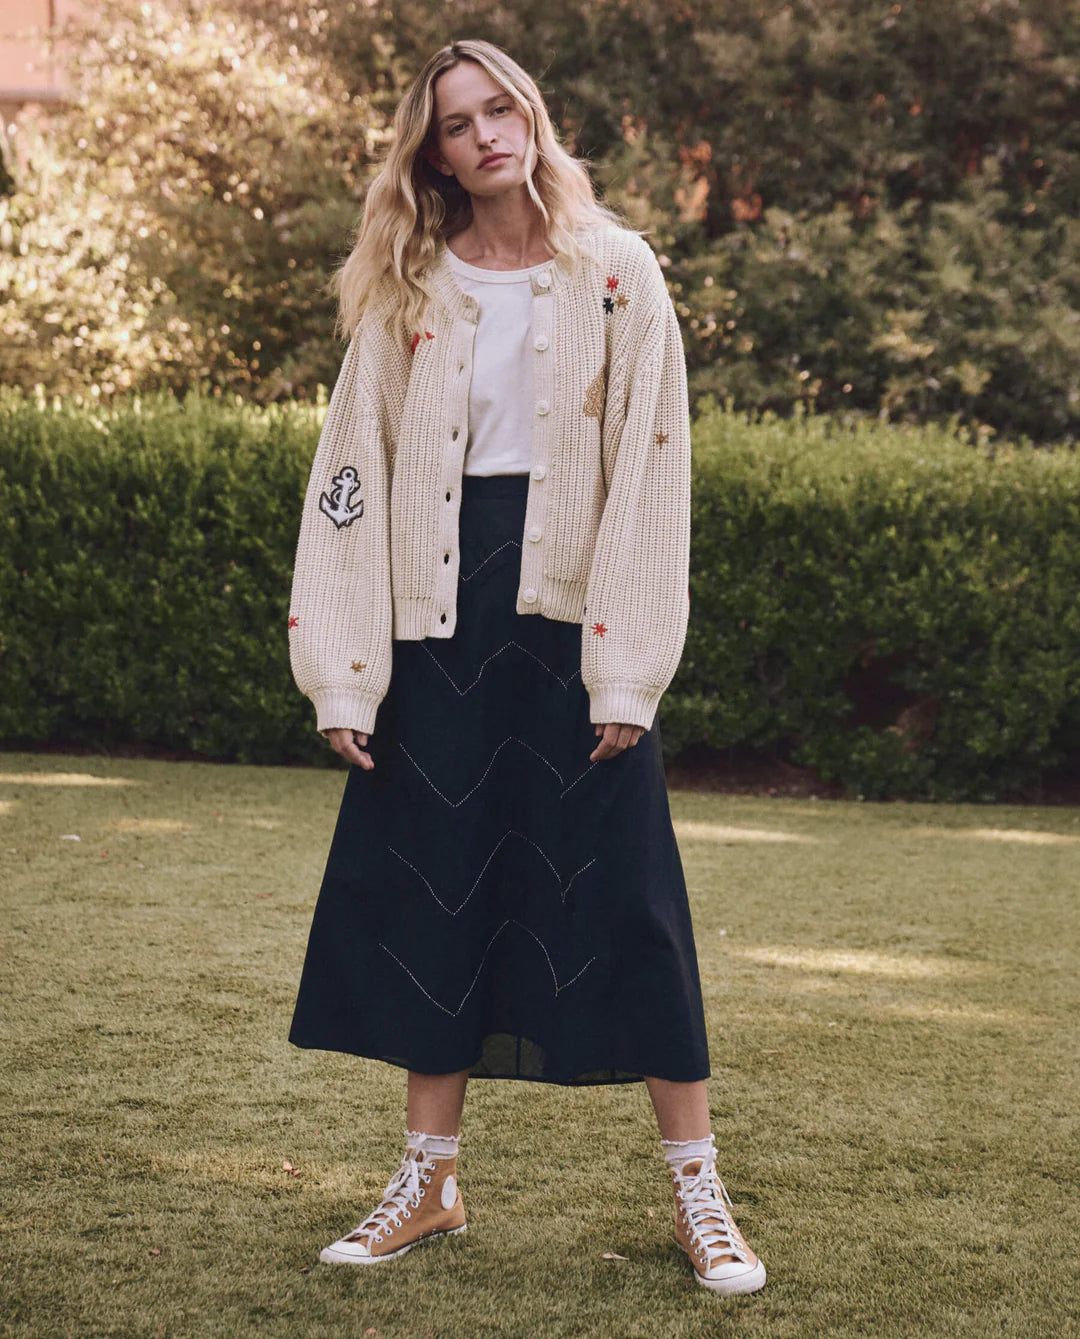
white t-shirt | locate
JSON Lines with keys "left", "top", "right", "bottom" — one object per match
{"left": 444, "top": 247, "right": 551, "bottom": 476}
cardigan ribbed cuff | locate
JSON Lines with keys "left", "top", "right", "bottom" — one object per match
{"left": 311, "top": 686, "right": 385, "bottom": 737}
{"left": 584, "top": 681, "right": 663, "bottom": 732}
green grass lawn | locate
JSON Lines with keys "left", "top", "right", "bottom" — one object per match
{"left": 2, "top": 752, "right": 1078, "bottom": 1339}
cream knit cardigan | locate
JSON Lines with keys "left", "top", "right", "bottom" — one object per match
{"left": 288, "top": 222, "right": 691, "bottom": 737}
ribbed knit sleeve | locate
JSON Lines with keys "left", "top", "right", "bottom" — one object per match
{"left": 287, "top": 314, "right": 394, "bottom": 737}
{"left": 580, "top": 287, "right": 692, "bottom": 732}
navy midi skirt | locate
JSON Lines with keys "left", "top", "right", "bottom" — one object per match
{"left": 288, "top": 471, "right": 711, "bottom": 1086}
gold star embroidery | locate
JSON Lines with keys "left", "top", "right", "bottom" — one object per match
{"left": 351, "top": 660, "right": 367, "bottom": 672}
{"left": 655, "top": 431, "right": 669, "bottom": 447}
{"left": 614, "top": 292, "right": 629, "bottom": 309}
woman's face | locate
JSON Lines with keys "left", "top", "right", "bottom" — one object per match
{"left": 425, "top": 60, "right": 533, "bottom": 199}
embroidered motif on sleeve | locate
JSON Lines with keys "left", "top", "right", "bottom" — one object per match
{"left": 351, "top": 659, "right": 367, "bottom": 672}
{"left": 591, "top": 622, "right": 607, "bottom": 637}
{"left": 318, "top": 466, "right": 364, "bottom": 529}
{"left": 655, "top": 431, "right": 669, "bottom": 447}
{"left": 583, "top": 367, "right": 606, "bottom": 419}
{"left": 288, "top": 615, "right": 299, "bottom": 629}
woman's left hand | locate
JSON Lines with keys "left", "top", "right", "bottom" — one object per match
{"left": 590, "top": 722, "right": 645, "bottom": 762}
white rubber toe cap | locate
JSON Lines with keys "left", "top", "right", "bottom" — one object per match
{"left": 695, "top": 1256, "right": 767, "bottom": 1295}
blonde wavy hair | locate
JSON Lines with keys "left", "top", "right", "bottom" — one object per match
{"left": 326, "top": 39, "right": 639, "bottom": 343}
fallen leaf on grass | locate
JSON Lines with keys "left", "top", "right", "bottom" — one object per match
{"left": 646, "top": 1207, "right": 654, "bottom": 1218}
{"left": 299, "top": 1266, "right": 310, "bottom": 1274}
{"left": 59, "top": 834, "right": 81, "bottom": 841}
{"left": 364, "top": 1329, "right": 378, "bottom": 1337}
{"left": 282, "top": 1160, "right": 301, "bottom": 1176}
{"left": 600, "top": 1251, "right": 629, "bottom": 1260}
{"left": 149, "top": 1248, "right": 161, "bottom": 1256}
{"left": 761, "top": 1049, "right": 778, "bottom": 1055}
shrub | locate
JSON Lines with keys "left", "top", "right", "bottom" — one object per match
{"left": 670, "top": 397, "right": 1080, "bottom": 798}
{"left": 2, "top": 388, "right": 1078, "bottom": 796}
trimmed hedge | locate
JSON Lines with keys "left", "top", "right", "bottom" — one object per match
{"left": 672, "top": 398, "right": 1080, "bottom": 799}
{"left": 2, "top": 387, "right": 1078, "bottom": 797}
{"left": 0, "top": 387, "right": 329, "bottom": 767}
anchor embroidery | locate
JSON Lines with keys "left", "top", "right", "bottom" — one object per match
{"left": 583, "top": 366, "right": 606, "bottom": 419}
{"left": 319, "top": 465, "right": 364, "bottom": 529}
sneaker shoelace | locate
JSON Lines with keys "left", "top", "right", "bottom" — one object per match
{"left": 343, "top": 1147, "right": 437, "bottom": 1247}
{"left": 673, "top": 1156, "right": 750, "bottom": 1269}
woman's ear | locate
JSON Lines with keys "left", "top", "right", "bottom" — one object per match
{"left": 422, "top": 144, "right": 452, "bottom": 177}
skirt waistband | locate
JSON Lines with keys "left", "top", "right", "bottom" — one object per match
{"left": 461, "top": 471, "right": 531, "bottom": 499}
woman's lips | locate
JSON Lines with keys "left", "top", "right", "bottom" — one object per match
{"left": 478, "top": 155, "right": 510, "bottom": 169}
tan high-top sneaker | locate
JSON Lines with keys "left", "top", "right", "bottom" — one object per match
{"left": 320, "top": 1139, "right": 467, "bottom": 1265}
{"left": 670, "top": 1144, "right": 766, "bottom": 1295}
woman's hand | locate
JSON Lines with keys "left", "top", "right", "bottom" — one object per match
{"left": 590, "top": 722, "right": 645, "bottom": 762}
{"left": 326, "top": 728, "right": 375, "bottom": 770}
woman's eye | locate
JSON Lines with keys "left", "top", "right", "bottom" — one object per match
{"left": 448, "top": 105, "right": 511, "bottom": 135}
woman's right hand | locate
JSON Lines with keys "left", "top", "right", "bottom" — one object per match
{"left": 326, "top": 728, "right": 375, "bottom": 770}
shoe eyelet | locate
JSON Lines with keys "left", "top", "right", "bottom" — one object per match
{"left": 403, "top": 1209, "right": 411, "bottom": 1218}
{"left": 422, "top": 1174, "right": 431, "bottom": 1183}
{"left": 419, "top": 1187, "right": 425, "bottom": 1197}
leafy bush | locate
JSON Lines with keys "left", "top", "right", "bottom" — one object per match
{"left": 2, "top": 388, "right": 1079, "bottom": 795}
{"left": 2, "top": 0, "right": 1078, "bottom": 442}
{"left": 0, "top": 386, "right": 329, "bottom": 766}
{"left": 669, "top": 397, "right": 1080, "bottom": 798}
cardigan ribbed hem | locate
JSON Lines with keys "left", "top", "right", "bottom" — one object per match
{"left": 583, "top": 680, "right": 663, "bottom": 732}
{"left": 311, "top": 686, "right": 384, "bottom": 737}
{"left": 393, "top": 577, "right": 588, "bottom": 641}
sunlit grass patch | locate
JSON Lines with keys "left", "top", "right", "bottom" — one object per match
{"left": 673, "top": 819, "right": 820, "bottom": 844}
{"left": 1, "top": 753, "right": 1077, "bottom": 1339}
{"left": 0, "top": 771, "right": 139, "bottom": 787}
{"left": 731, "top": 946, "right": 995, "bottom": 980}
{"left": 911, "top": 824, "right": 1080, "bottom": 846}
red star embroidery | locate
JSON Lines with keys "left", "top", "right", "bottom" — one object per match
{"left": 606, "top": 275, "right": 619, "bottom": 291}
{"left": 288, "top": 615, "right": 299, "bottom": 629}
{"left": 591, "top": 621, "right": 607, "bottom": 637}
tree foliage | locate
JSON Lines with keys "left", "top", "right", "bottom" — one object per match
{"left": 1, "top": 0, "right": 1077, "bottom": 438}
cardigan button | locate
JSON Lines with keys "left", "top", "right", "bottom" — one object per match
{"left": 522, "top": 587, "right": 537, "bottom": 603}
{"left": 527, "top": 526, "right": 541, "bottom": 542}
{"left": 535, "top": 399, "right": 549, "bottom": 415}
{"left": 537, "top": 271, "right": 551, "bottom": 288}
{"left": 531, "top": 464, "right": 546, "bottom": 480}
{"left": 533, "top": 334, "right": 549, "bottom": 351}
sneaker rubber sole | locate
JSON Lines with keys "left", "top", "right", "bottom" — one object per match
{"left": 319, "top": 1222, "right": 466, "bottom": 1265}
{"left": 683, "top": 1247, "right": 767, "bottom": 1296}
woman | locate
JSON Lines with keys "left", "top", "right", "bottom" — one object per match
{"left": 286, "top": 39, "right": 765, "bottom": 1297}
